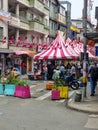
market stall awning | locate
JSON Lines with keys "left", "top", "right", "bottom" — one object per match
{"left": 66, "top": 38, "right": 96, "bottom": 60}
{"left": 34, "top": 35, "right": 78, "bottom": 60}
{"left": 14, "top": 50, "right": 36, "bottom": 57}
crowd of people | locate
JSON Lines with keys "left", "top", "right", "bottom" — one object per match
{"left": 43, "top": 62, "right": 83, "bottom": 81}
{"left": 42, "top": 61, "right": 98, "bottom": 97}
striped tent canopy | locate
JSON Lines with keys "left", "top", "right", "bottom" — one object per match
{"left": 34, "top": 35, "right": 78, "bottom": 60}
{"left": 66, "top": 38, "right": 96, "bottom": 60}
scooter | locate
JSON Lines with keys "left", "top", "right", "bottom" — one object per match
{"left": 65, "top": 75, "right": 79, "bottom": 90}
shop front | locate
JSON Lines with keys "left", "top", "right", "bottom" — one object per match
{"left": 0, "top": 48, "right": 14, "bottom": 75}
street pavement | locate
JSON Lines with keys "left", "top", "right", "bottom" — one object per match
{"left": 20, "top": 74, "right": 98, "bottom": 114}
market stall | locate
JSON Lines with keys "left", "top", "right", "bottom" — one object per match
{"left": 66, "top": 38, "right": 96, "bottom": 60}
{"left": 14, "top": 50, "right": 36, "bottom": 74}
{"left": 34, "top": 35, "right": 78, "bottom": 60}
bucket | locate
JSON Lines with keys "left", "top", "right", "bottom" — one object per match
{"left": 74, "top": 90, "right": 82, "bottom": 102}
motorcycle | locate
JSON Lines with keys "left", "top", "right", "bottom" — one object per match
{"left": 64, "top": 75, "right": 79, "bottom": 90}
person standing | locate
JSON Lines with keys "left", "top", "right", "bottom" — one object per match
{"left": 88, "top": 62, "right": 98, "bottom": 96}
{"left": 59, "top": 64, "right": 66, "bottom": 79}
{"left": 70, "top": 63, "right": 76, "bottom": 78}
{"left": 43, "top": 65, "right": 48, "bottom": 81}
{"left": 21, "top": 61, "right": 26, "bottom": 75}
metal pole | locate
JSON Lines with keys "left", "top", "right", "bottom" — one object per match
{"left": 82, "top": 0, "right": 87, "bottom": 100}
{"left": 66, "top": 2, "right": 71, "bottom": 38}
{"left": 59, "top": 1, "right": 71, "bottom": 38}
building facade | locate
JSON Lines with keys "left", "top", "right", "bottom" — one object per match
{"left": 0, "top": 0, "right": 67, "bottom": 74}
{"left": 49, "top": 0, "right": 66, "bottom": 41}
{"left": 71, "top": 18, "right": 94, "bottom": 40}
{"left": 0, "top": 0, "right": 50, "bottom": 51}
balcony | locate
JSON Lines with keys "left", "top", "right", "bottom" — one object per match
{"left": 9, "top": 13, "right": 29, "bottom": 30}
{"left": 55, "top": 13, "right": 66, "bottom": 25}
{"left": 29, "top": 0, "right": 46, "bottom": 16}
{"left": 29, "top": 21, "right": 45, "bottom": 34}
{"left": 17, "top": 0, "right": 30, "bottom": 6}
{"left": 20, "top": 21, "right": 29, "bottom": 30}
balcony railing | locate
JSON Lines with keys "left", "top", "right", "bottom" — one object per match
{"left": 29, "top": 21, "right": 44, "bottom": 33}
{"left": 10, "top": 12, "right": 28, "bottom": 23}
{"left": 29, "top": 0, "right": 46, "bottom": 15}
{"left": 55, "top": 13, "right": 66, "bottom": 25}
{"left": 17, "top": 0, "right": 30, "bottom": 6}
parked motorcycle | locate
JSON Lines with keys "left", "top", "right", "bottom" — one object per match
{"left": 65, "top": 75, "right": 79, "bottom": 90}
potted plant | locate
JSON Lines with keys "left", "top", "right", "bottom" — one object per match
{"left": 4, "top": 74, "right": 17, "bottom": 96}
{"left": 51, "top": 78, "right": 68, "bottom": 99}
{"left": 57, "top": 79, "right": 68, "bottom": 99}
{"left": 51, "top": 78, "right": 60, "bottom": 100}
{"left": 14, "top": 79, "right": 31, "bottom": 98}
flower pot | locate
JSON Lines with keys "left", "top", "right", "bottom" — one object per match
{"left": 51, "top": 90, "right": 60, "bottom": 100}
{"left": 14, "top": 85, "right": 31, "bottom": 98}
{"left": 58, "top": 86, "right": 68, "bottom": 99}
{"left": 0, "top": 84, "right": 4, "bottom": 94}
{"left": 4, "top": 84, "right": 16, "bottom": 96}
{"left": 46, "top": 83, "right": 54, "bottom": 90}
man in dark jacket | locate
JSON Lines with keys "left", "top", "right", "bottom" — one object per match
{"left": 88, "top": 62, "right": 98, "bottom": 96}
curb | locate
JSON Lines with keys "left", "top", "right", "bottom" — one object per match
{"left": 66, "top": 99, "right": 98, "bottom": 114}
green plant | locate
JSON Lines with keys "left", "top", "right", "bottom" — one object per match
{"left": 5, "top": 74, "right": 18, "bottom": 84}
{"left": 16, "top": 79, "right": 28, "bottom": 86}
{"left": 53, "top": 78, "right": 66, "bottom": 89}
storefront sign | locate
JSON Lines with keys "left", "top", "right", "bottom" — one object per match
{"left": 0, "top": 10, "right": 11, "bottom": 21}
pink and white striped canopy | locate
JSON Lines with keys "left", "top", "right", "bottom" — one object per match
{"left": 66, "top": 38, "right": 95, "bottom": 59}
{"left": 34, "top": 35, "right": 78, "bottom": 60}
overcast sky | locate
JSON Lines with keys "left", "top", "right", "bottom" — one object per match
{"left": 60, "top": 0, "right": 97, "bottom": 25}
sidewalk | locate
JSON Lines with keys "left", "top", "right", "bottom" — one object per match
{"left": 67, "top": 83, "right": 98, "bottom": 114}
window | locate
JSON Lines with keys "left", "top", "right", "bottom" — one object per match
{"left": 76, "top": 22, "right": 82, "bottom": 28}
{"left": 60, "top": 6, "right": 66, "bottom": 16}
{"left": 45, "top": 0, "right": 49, "bottom": 7}
{"left": 0, "top": 27, "right": 3, "bottom": 40}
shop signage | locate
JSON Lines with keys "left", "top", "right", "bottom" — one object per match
{"left": 0, "top": 10, "right": 11, "bottom": 21}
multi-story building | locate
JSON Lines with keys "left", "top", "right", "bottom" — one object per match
{"left": 71, "top": 18, "right": 94, "bottom": 40}
{"left": 0, "top": 0, "right": 50, "bottom": 73}
{"left": 0, "top": 0, "right": 50, "bottom": 50}
{"left": 49, "top": 0, "right": 66, "bottom": 41}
